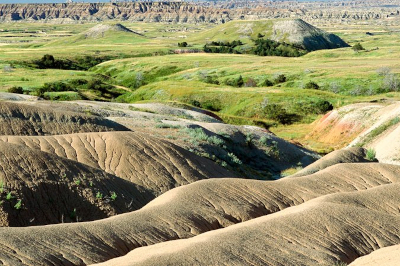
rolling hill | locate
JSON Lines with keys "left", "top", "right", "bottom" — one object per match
{"left": 189, "top": 19, "right": 349, "bottom": 51}
{"left": 46, "top": 23, "right": 147, "bottom": 46}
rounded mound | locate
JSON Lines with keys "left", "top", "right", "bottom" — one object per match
{"left": 0, "top": 162, "right": 399, "bottom": 264}
{"left": 84, "top": 23, "right": 141, "bottom": 38}
{"left": 0, "top": 131, "right": 235, "bottom": 197}
{"left": 292, "top": 147, "right": 369, "bottom": 177}
{"left": 0, "top": 141, "right": 149, "bottom": 226}
{"left": 0, "top": 102, "right": 129, "bottom": 135}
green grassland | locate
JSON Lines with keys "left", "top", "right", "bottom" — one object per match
{"left": 1, "top": 20, "right": 400, "bottom": 151}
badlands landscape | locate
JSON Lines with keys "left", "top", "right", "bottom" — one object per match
{"left": 0, "top": 0, "right": 400, "bottom": 265}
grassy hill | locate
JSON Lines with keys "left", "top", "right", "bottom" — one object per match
{"left": 189, "top": 19, "right": 349, "bottom": 51}
{"left": 45, "top": 23, "right": 147, "bottom": 46}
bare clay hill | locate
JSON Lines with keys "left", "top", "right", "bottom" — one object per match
{"left": 1, "top": 153, "right": 400, "bottom": 265}
{"left": 0, "top": 131, "right": 233, "bottom": 205}
{"left": 0, "top": 101, "right": 129, "bottom": 135}
{"left": 47, "top": 23, "right": 147, "bottom": 46}
{"left": 83, "top": 23, "right": 143, "bottom": 39}
{"left": 0, "top": 99, "right": 399, "bottom": 265}
{"left": 308, "top": 100, "right": 400, "bottom": 165}
{"left": 95, "top": 183, "right": 400, "bottom": 266}
{"left": 0, "top": 101, "right": 235, "bottom": 226}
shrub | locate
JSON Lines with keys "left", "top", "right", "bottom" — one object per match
{"left": 366, "top": 148, "right": 376, "bottom": 161}
{"left": 110, "top": 192, "right": 117, "bottom": 201}
{"left": 263, "top": 103, "right": 299, "bottom": 124}
{"left": 227, "top": 152, "right": 242, "bottom": 165}
{"left": 383, "top": 73, "right": 400, "bottom": 92}
{"left": 96, "top": 192, "right": 103, "bottom": 200}
{"left": 265, "top": 140, "right": 279, "bottom": 158}
{"left": 189, "top": 99, "right": 201, "bottom": 107}
{"left": 304, "top": 81, "right": 320, "bottom": 90}
{"left": 207, "top": 136, "right": 225, "bottom": 146}
{"left": 201, "top": 99, "right": 222, "bottom": 112}
{"left": 352, "top": 43, "right": 365, "bottom": 51}
{"left": 8, "top": 86, "right": 23, "bottom": 94}
{"left": 313, "top": 100, "right": 334, "bottom": 114}
{"left": 273, "top": 74, "right": 286, "bottom": 84}
{"left": 178, "top": 42, "right": 188, "bottom": 47}
{"left": 155, "top": 124, "right": 181, "bottom": 129}
{"left": 203, "top": 75, "right": 220, "bottom": 85}
{"left": 259, "top": 135, "right": 270, "bottom": 146}
{"left": 14, "top": 200, "right": 22, "bottom": 210}
{"left": 6, "top": 192, "right": 13, "bottom": 200}
{"left": 235, "top": 75, "right": 244, "bottom": 87}
{"left": 260, "top": 79, "right": 273, "bottom": 87}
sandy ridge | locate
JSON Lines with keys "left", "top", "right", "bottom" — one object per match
{"left": 0, "top": 162, "right": 399, "bottom": 264}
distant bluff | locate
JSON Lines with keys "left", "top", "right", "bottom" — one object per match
{"left": 0, "top": 2, "right": 398, "bottom": 23}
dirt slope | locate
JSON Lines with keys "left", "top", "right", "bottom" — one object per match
{"left": 0, "top": 141, "right": 149, "bottom": 227}
{"left": 0, "top": 162, "right": 399, "bottom": 264}
{"left": 0, "top": 131, "right": 234, "bottom": 197}
{"left": 292, "top": 147, "right": 369, "bottom": 177}
{"left": 307, "top": 101, "right": 400, "bottom": 150}
{"left": 349, "top": 244, "right": 400, "bottom": 266}
{"left": 0, "top": 102, "right": 129, "bottom": 136}
{"left": 96, "top": 183, "right": 400, "bottom": 266}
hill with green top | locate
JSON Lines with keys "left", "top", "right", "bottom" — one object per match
{"left": 190, "top": 19, "right": 349, "bottom": 51}
{"left": 46, "top": 23, "right": 147, "bottom": 46}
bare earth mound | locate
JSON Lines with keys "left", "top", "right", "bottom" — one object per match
{"left": 0, "top": 162, "right": 399, "bottom": 264}
{"left": 0, "top": 141, "right": 148, "bottom": 226}
{"left": 0, "top": 131, "right": 234, "bottom": 197}
{"left": 97, "top": 183, "right": 400, "bottom": 266}
{"left": 292, "top": 147, "right": 369, "bottom": 177}
{"left": 84, "top": 23, "right": 143, "bottom": 38}
{"left": 0, "top": 102, "right": 129, "bottom": 135}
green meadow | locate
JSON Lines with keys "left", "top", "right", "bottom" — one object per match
{"left": 1, "top": 20, "right": 400, "bottom": 150}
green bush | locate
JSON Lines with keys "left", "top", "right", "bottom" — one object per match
{"left": 273, "top": 74, "right": 286, "bottom": 84}
{"left": 366, "top": 148, "right": 376, "bottom": 161}
{"left": 260, "top": 79, "right": 273, "bottom": 87}
{"left": 304, "top": 81, "right": 320, "bottom": 90}
{"left": 352, "top": 43, "right": 365, "bottom": 51}
{"left": 313, "top": 100, "right": 334, "bottom": 114}
{"left": 225, "top": 75, "right": 244, "bottom": 87}
{"left": 263, "top": 103, "right": 299, "bottom": 125}
{"left": 178, "top": 42, "right": 188, "bottom": 47}
{"left": 8, "top": 86, "right": 23, "bottom": 94}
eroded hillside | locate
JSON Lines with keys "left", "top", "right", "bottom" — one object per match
{"left": 0, "top": 1, "right": 399, "bottom": 24}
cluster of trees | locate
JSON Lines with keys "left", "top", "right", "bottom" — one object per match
{"left": 201, "top": 72, "right": 287, "bottom": 88}
{"left": 32, "top": 78, "right": 116, "bottom": 99}
{"left": 262, "top": 100, "right": 333, "bottom": 125}
{"left": 26, "top": 54, "right": 113, "bottom": 71}
{"left": 203, "top": 40, "right": 244, "bottom": 54}
{"left": 252, "top": 39, "right": 307, "bottom": 57}
{"left": 203, "top": 38, "right": 306, "bottom": 57}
